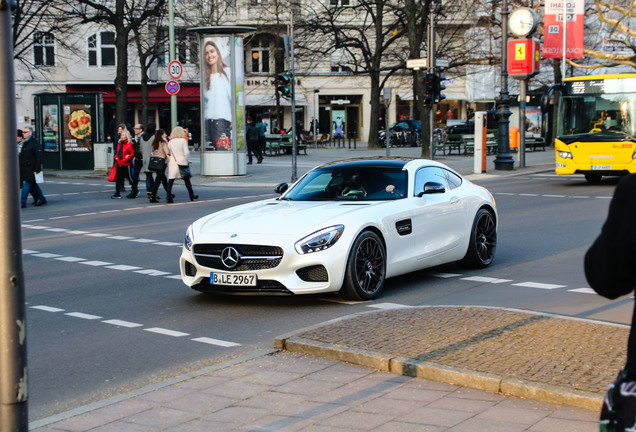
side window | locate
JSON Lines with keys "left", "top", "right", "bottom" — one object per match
{"left": 441, "top": 169, "right": 462, "bottom": 189}
{"left": 414, "top": 167, "right": 450, "bottom": 195}
{"left": 34, "top": 31, "right": 55, "bottom": 67}
{"left": 88, "top": 32, "right": 115, "bottom": 67}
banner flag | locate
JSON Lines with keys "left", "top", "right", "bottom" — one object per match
{"left": 543, "top": 0, "right": 585, "bottom": 59}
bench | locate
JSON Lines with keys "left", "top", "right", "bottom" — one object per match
{"left": 443, "top": 134, "right": 464, "bottom": 155}
{"left": 280, "top": 142, "right": 307, "bottom": 155}
{"left": 524, "top": 136, "right": 545, "bottom": 151}
{"left": 463, "top": 134, "right": 497, "bottom": 155}
{"left": 265, "top": 140, "right": 281, "bottom": 156}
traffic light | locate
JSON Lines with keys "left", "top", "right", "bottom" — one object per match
{"left": 434, "top": 74, "right": 446, "bottom": 103}
{"left": 277, "top": 72, "right": 291, "bottom": 97}
{"left": 424, "top": 73, "right": 435, "bottom": 105}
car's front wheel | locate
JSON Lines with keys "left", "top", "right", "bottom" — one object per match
{"left": 458, "top": 208, "right": 497, "bottom": 268}
{"left": 340, "top": 231, "right": 386, "bottom": 301}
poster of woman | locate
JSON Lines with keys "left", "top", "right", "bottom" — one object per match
{"left": 202, "top": 37, "right": 233, "bottom": 150}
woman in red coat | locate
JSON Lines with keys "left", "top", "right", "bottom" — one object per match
{"left": 111, "top": 128, "right": 135, "bottom": 199}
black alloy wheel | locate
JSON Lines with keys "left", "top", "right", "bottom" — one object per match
{"left": 340, "top": 231, "right": 386, "bottom": 301}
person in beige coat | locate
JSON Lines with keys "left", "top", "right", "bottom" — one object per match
{"left": 166, "top": 126, "right": 198, "bottom": 203}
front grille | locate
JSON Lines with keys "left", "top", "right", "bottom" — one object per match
{"left": 192, "top": 279, "right": 292, "bottom": 295}
{"left": 193, "top": 244, "right": 283, "bottom": 271}
{"left": 297, "top": 265, "right": 328, "bottom": 282}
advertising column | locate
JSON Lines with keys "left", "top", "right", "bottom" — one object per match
{"left": 189, "top": 26, "right": 254, "bottom": 176}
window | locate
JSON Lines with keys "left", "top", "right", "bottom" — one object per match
{"left": 329, "top": 0, "right": 351, "bottom": 6}
{"left": 330, "top": 49, "right": 352, "bottom": 73}
{"left": 88, "top": 32, "right": 115, "bottom": 67}
{"left": 250, "top": 0, "right": 268, "bottom": 4}
{"left": 34, "top": 31, "right": 55, "bottom": 67}
{"left": 250, "top": 40, "right": 270, "bottom": 73}
{"left": 157, "top": 28, "right": 198, "bottom": 66}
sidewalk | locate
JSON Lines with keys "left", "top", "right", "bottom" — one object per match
{"left": 30, "top": 146, "right": 614, "bottom": 431}
{"left": 30, "top": 306, "right": 619, "bottom": 431}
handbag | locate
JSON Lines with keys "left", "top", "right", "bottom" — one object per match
{"left": 178, "top": 164, "right": 192, "bottom": 179}
{"left": 148, "top": 156, "right": 166, "bottom": 172}
{"left": 108, "top": 164, "right": 117, "bottom": 182}
{"left": 600, "top": 370, "right": 636, "bottom": 431}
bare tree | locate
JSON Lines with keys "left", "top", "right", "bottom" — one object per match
{"left": 62, "top": 0, "right": 167, "bottom": 125}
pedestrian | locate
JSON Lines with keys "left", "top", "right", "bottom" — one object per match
{"left": 128, "top": 123, "right": 144, "bottom": 198}
{"left": 255, "top": 115, "right": 267, "bottom": 155}
{"left": 111, "top": 128, "right": 134, "bottom": 199}
{"left": 584, "top": 173, "right": 636, "bottom": 431}
{"left": 147, "top": 129, "right": 171, "bottom": 203}
{"left": 19, "top": 126, "right": 47, "bottom": 208}
{"left": 166, "top": 126, "right": 198, "bottom": 203}
{"left": 245, "top": 117, "right": 263, "bottom": 164}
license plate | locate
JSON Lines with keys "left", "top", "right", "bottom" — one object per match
{"left": 211, "top": 272, "right": 257, "bottom": 286}
{"left": 591, "top": 165, "right": 612, "bottom": 170}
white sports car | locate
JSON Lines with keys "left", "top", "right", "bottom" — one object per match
{"left": 180, "top": 158, "right": 497, "bottom": 300}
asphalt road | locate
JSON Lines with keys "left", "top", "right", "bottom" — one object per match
{"left": 22, "top": 172, "right": 624, "bottom": 421}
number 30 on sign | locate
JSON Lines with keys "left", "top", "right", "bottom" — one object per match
{"left": 168, "top": 60, "right": 183, "bottom": 80}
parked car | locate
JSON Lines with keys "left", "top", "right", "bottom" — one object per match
{"left": 379, "top": 120, "right": 421, "bottom": 147}
{"left": 445, "top": 111, "right": 498, "bottom": 136}
{"left": 179, "top": 158, "right": 498, "bottom": 301}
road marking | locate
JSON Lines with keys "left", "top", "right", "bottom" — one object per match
{"left": 569, "top": 288, "right": 596, "bottom": 294}
{"left": 86, "top": 233, "right": 110, "bottom": 237}
{"left": 31, "top": 305, "right": 64, "bottom": 312}
{"left": 130, "top": 239, "right": 158, "bottom": 243}
{"left": 135, "top": 269, "right": 171, "bottom": 276}
{"left": 461, "top": 276, "right": 513, "bottom": 284}
{"left": 145, "top": 328, "right": 189, "bottom": 337}
{"left": 80, "top": 260, "right": 112, "bottom": 266}
{"left": 33, "top": 253, "right": 63, "bottom": 259}
{"left": 512, "top": 282, "right": 566, "bottom": 290}
{"left": 192, "top": 337, "right": 241, "bottom": 347}
{"left": 429, "top": 272, "right": 462, "bottom": 278}
{"left": 102, "top": 319, "right": 143, "bottom": 328}
{"left": 55, "top": 256, "right": 86, "bottom": 262}
{"left": 108, "top": 236, "right": 135, "bottom": 241}
{"left": 107, "top": 264, "right": 142, "bottom": 271}
{"left": 66, "top": 312, "right": 102, "bottom": 320}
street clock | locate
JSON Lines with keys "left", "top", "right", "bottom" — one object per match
{"left": 509, "top": 8, "right": 539, "bottom": 38}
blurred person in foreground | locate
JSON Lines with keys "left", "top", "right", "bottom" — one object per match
{"left": 585, "top": 173, "right": 636, "bottom": 432}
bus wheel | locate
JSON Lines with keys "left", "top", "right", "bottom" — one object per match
{"left": 585, "top": 173, "right": 602, "bottom": 183}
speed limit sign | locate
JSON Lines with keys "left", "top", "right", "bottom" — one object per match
{"left": 168, "top": 60, "right": 183, "bottom": 80}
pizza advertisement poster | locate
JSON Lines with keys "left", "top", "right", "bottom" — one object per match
{"left": 63, "top": 104, "right": 93, "bottom": 152}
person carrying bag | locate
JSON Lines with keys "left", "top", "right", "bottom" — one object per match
{"left": 147, "top": 129, "right": 170, "bottom": 203}
{"left": 165, "top": 126, "right": 198, "bottom": 203}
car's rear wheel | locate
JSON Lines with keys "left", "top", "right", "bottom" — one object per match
{"left": 458, "top": 208, "right": 496, "bottom": 268}
{"left": 340, "top": 231, "right": 386, "bottom": 301}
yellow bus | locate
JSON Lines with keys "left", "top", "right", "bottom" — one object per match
{"left": 554, "top": 74, "right": 636, "bottom": 182}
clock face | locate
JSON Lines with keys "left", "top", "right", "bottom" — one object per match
{"left": 509, "top": 8, "right": 538, "bottom": 38}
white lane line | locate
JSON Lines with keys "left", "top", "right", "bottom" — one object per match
{"left": 50, "top": 216, "right": 71, "bottom": 220}
{"left": 134, "top": 269, "right": 171, "bottom": 276}
{"left": 107, "top": 264, "right": 142, "bottom": 271}
{"left": 108, "top": 236, "right": 135, "bottom": 241}
{"left": 67, "top": 230, "right": 90, "bottom": 235}
{"left": 79, "top": 260, "right": 113, "bottom": 266}
{"left": 569, "top": 288, "right": 596, "bottom": 294}
{"left": 55, "top": 256, "right": 86, "bottom": 262}
{"left": 31, "top": 305, "right": 65, "bottom": 312}
{"left": 461, "top": 276, "right": 513, "bottom": 284}
{"left": 33, "top": 253, "right": 63, "bottom": 259}
{"left": 519, "top": 193, "right": 539, "bottom": 196}
{"left": 102, "top": 319, "right": 143, "bottom": 328}
{"left": 130, "top": 239, "right": 157, "bottom": 243}
{"left": 86, "top": 233, "right": 110, "bottom": 237}
{"left": 543, "top": 194, "right": 565, "bottom": 198}
{"left": 192, "top": 337, "right": 241, "bottom": 347}
{"left": 367, "top": 303, "right": 410, "bottom": 310}
{"left": 165, "top": 275, "right": 183, "bottom": 280}
{"left": 153, "top": 242, "right": 182, "bottom": 247}
{"left": 145, "top": 328, "right": 189, "bottom": 337}
{"left": 66, "top": 312, "right": 102, "bottom": 320}
{"left": 512, "top": 282, "right": 566, "bottom": 290}
{"left": 100, "top": 210, "right": 121, "bottom": 214}
{"left": 45, "top": 228, "right": 70, "bottom": 232}
{"left": 75, "top": 213, "right": 98, "bottom": 217}
{"left": 23, "top": 249, "right": 39, "bottom": 254}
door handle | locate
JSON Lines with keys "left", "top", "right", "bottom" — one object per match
{"left": 450, "top": 196, "right": 459, "bottom": 204}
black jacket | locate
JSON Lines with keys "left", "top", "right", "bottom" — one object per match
{"left": 19, "top": 136, "right": 42, "bottom": 183}
{"left": 585, "top": 174, "right": 636, "bottom": 378}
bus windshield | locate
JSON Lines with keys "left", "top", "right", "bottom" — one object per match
{"left": 558, "top": 89, "right": 636, "bottom": 144}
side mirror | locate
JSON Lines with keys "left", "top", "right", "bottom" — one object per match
{"left": 275, "top": 183, "right": 288, "bottom": 195}
{"left": 417, "top": 181, "right": 446, "bottom": 196}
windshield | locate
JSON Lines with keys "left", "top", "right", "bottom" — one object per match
{"left": 558, "top": 93, "right": 636, "bottom": 142}
{"left": 282, "top": 165, "right": 408, "bottom": 201}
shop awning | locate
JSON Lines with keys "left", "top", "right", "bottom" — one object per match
{"left": 245, "top": 93, "right": 308, "bottom": 106}
{"left": 66, "top": 84, "right": 201, "bottom": 103}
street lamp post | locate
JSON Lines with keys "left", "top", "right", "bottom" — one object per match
{"left": 494, "top": 0, "right": 515, "bottom": 171}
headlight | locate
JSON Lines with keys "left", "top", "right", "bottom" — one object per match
{"left": 295, "top": 225, "right": 344, "bottom": 255}
{"left": 184, "top": 225, "right": 194, "bottom": 251}
{"left": 557, "top": 151, "right": 573, "bottom": 159}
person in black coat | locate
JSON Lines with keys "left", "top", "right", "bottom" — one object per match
{"left": 19, "top": 126, "right": 47, "bottom": 208}
{"left": 585, "top": 173, "right": 636, "bottom": 430}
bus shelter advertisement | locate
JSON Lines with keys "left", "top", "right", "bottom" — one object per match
{"left": 63, "top": 104, "right": 93, "bottom": 152}
{"left": 543, "top": 0, "right": 584, "bottom": 59}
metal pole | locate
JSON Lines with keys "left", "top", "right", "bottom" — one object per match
{"left": 493, "top": 0, "right": 515, "bottom": 170}
{"left": 561, "top": 0, "right": 567, "bottom": 81}
{"left": 519, "top": 79, "right": 527, "bottom": 167}
{"left": 169, "top": 0, "right": 177, "bottom": 130}
{"left": 313, "top": 88, "right": 318, "bottom": 149}
{"left": 429, "top": 3, "right": 435, "bottom": 159}
{"left": 0, "top": 0, "right": 29, "bottom": 430}
{"left": 290, "top": 11, "right": 297, "bottom": 182}
{"left": 385, "top": 99, "right": 390, "bottom": 156}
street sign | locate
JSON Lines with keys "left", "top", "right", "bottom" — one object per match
{"left": 168, "top": 60, "right": 183, "bottom": 80}
{"left": 406, "top": 58, "right": 428, "bottom": 69}
{"left": 165, "top": 80, "right": 180, "bottom": 95}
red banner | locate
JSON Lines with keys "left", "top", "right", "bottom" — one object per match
{"left": 543, "top": 0, "right": 584, "bottom": 59}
